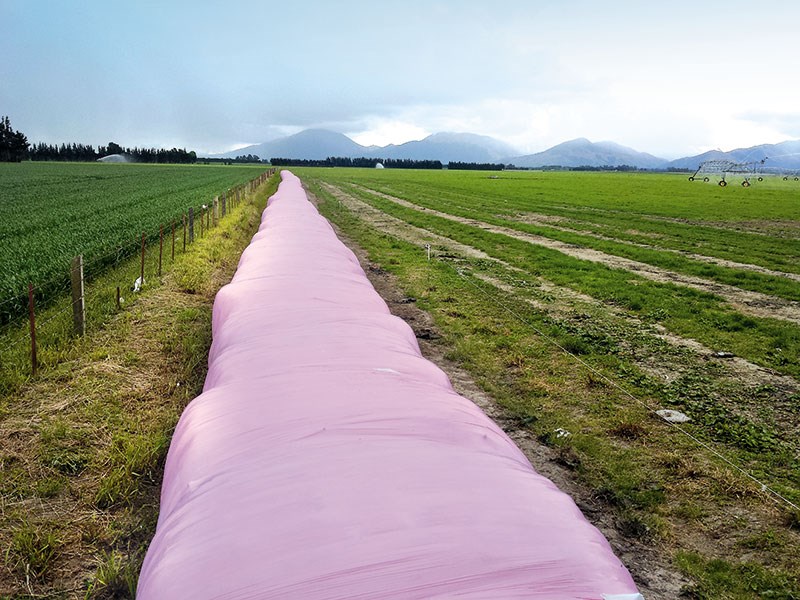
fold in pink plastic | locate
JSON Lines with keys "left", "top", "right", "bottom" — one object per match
{"left": 138, "top": 171, "right": 642, "bottom": 599}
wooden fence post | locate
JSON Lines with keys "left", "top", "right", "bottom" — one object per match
{"left": 140, "top": 232, "right": 146, "bottom": 289}
{"left": 159, "top": 225, "right": 164, "bottom": 277}
{"left": 171, "top": 220, "right": 176, "bottom": 260}
{"left": 116, "top": 286, "right": 121, "bottom": 310}
{"left": 213, "top": 197, "right": 218, "bottom": 227}
{"left": 70, "top": 255, "right": 85, "bottom": 336}
{"left": 221, "top": 193, "right": 226, "bottom": 218}
{"left": 188, "top": 207, "right": 194, "bottom": 243}
{"left": 182, "top": 214, "right": 187, "bottom": 252}
{"left": 28, "top": 283, "right": 37, "bottom": 376}
{"left": 200, "top": 207, "right": 204, "bottom": 238}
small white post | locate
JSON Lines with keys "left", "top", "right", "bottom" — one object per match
{"left": 71, "top": 255, "right": 85, "bottom": 336}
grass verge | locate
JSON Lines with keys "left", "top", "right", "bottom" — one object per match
{"left": 0, "top": 174, "right": 279, "bottom": 598}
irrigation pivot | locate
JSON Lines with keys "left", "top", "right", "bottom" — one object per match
{"left": 688, "top": 158, "right": 767, "bottom": 187}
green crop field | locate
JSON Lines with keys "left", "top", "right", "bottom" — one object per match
{"left": 0, "top": 162, "right": 267, "bottom": 321}
{"left": 300, "top": 167, "right": 800, "bottom": 598}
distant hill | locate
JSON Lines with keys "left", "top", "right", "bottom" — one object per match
{"left": 505, "top": 138, "right": 668, "bottom": 169}
{"left": 213, "top": 129, "right": 519, "bottom": 164}
{"left": 668, "top": 140, "right": 800, "bottom": 171}
{"left": 215, "top": 129, "right": 367, "bottom": 161}
{"left": 214, "top": 130, "right": 800, "bottom": 172}
{"left": 380, "top": 132, "right": 519, "bottom": 163}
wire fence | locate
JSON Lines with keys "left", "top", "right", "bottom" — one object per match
{"left": 0, "top": 169, "right": 275, "bottom": 385}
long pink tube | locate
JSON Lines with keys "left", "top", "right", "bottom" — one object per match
{"left": 138, "top": 171, "right": 643, "bottom": 599}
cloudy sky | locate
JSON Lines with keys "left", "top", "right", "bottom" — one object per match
{"left": 2, "top": 0, "right": 799, "bottom": 158}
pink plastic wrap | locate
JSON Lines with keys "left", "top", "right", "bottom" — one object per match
{"left": 138, "top": 171, "right": 642, "bottom": 599}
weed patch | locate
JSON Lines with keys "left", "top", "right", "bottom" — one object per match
{"left": 5, "top": 522, "right": 62, "bottom": 581}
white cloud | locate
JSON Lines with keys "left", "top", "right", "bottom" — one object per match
{"left": 5, "top": 1, "right": 800, "bottom": 158}
{"left": 348, "top": 121, "right": 430, "bottom": 148}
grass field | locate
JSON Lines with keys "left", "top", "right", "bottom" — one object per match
{"left": 0, "top": 162, "right": 268, "bottom": 322}
{"left": 299, "top": 167, "right": 800, "bottom": 599}
{"left": 1, "top": 165, "right": 798, "bottom": 597}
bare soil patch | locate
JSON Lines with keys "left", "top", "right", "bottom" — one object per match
{"left": 309, "top": 186, "right": 692, "bottom": 600}
{"left": 351, "top": 184, "right": 800, "bottom": 326}
{"left": 549, "top": 206, "right": 800, "bottom": 240}
{"left": 510, "top": 213, "right": 800, "bottom": 284}
{"left": 323, "top": 184, "right": 800, "bottom": 424}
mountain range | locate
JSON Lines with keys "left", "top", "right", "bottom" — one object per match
{"left": 211, "top": 129, "right": 800, "bottom": 171}
{"left": 214, "top": 129, "right": 518, "bottom": 164}
{"left": 508, "top": 138, "right": 668, "bottom": 169}
{"left": 666, "top": 140, "right": 800, "bottom": 171}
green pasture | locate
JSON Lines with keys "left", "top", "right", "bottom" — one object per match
{"left": 301, "top": 168, "right": 800, "bottom": 274}
{"left": 298, "top": 167, "right": 800, "bottom": 598}
{"left": 297, "top": 168, "right": 800, "bottom": 378}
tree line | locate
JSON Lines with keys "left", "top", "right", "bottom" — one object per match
{"left": 571, "top": 164, "right": 640, "bottom": 172}
{"left": 201, "top": 155, "right": 265, "bottom": 165}
{"left": 447, "top": 161, "right": 504, "bottom": 171}
{"left": 28, "top": 141, "right": 197, "bottom": 163}
{"left": 0, "top": 116, "right": 29, "bottom": 162}
{"left": 270, "top": 157, "right": 511, "bottom": 170}
{"left": 1, "top": 116, "right": 197, "bottom": 164}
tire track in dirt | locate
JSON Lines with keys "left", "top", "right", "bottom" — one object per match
{"left": 350, "top": 183, "right": 800, "bottom": 326}
{"left": 320, "top": 182, "right": 494, "bottom": 262}
{"left": 309, "top": 184, "right": 690, "bottom": 600}
{"left": 312, "top": 181, "right": 800, "bottom": 598}
{"left": 551, "top": 205, "right": 800, "bottom": 240}
{"left": 508, "top": 213, "right": 800, "bottom": 284}
{"left": 320, "top": 183, "right": 800, "bottom": 407}
{"left": 472, "top": 271, "right": 800, "bottom": 445}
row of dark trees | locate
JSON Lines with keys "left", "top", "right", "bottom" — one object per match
{"left": 270, "top": 156, "right": 508, "bottom": 170}
{"left": 271, "top": 157, "right": 444, "bottom": 169}
{"left": 232, "top": 154, "right": 263, "bottom": 163}
{"left": 2, "top": 116, "right": 197, "bottom": 164}
{"left": 0, "top": 116, "right": 29, "bottom": 162}
{"left": 448, "top": 161, "right": 504, "bottom": 171}
{"left": 571, "top": 164, "right": 639, "bottom": 172}
{"left": 28, "top": 142, "right": 100, "bottom": 162}
{"left": 28, "top": 141, "right": 197, "bottom": 163}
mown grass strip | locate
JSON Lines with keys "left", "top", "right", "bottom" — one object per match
{"left": 310, "top": 169, "right": 800, "bottom": 277}
{"left": 312, "top": 178, "right": 800, "bottom": 493}
{"left": 347, "top": 180, "right": 800, "bottom": 302}
{"left": 317, "top": 178, "right": 800, "bottom": 379}
{"left": 309, "top": 178, "right": 800, "bottom": 600}
{"left": 383, "top": 175, "right": 800, "bottom": 276}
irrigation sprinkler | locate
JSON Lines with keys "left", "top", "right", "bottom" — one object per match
{"left": 688, "top": 158, "right": 767, "bottom": 187}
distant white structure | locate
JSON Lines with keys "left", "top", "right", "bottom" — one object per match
{"left": 97, "top": 153, "right": 132, "bottom": 163}
{"left": 375, "top": 162, "right": 385, "bottom": 169}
